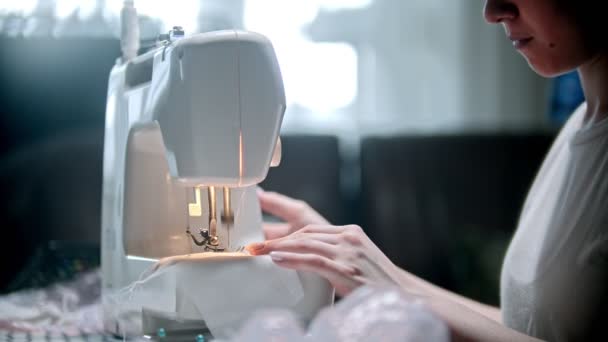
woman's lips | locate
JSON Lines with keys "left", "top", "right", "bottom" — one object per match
{"left": 510, "top": 36, "right": 533, "bottom": 49}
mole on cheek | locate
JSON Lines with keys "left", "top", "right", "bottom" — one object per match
{"left": 549, "top": 43, "right": 556, "bottom": 48}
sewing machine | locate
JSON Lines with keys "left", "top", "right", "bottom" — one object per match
{"left": 101, "top": 26, "right": 333, "bottom": 339}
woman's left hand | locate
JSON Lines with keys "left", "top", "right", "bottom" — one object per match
{"left": 246, "top": 224, "right": 402, "bottom": 296}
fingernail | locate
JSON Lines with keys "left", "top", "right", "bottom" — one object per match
{"left": 247, "top": 242, "right": 265, "bottom": 252}
{"left": 270, "top": 251, "right": 285, "bottom": 262}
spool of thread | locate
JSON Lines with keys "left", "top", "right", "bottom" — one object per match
{"left": 120, "top": 0, "right": 140, "bottom": 61}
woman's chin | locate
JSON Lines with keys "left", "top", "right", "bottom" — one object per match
{"left": 525, "top": 58, "right": 577, "bottom": 78}
{"left": 521, "top": 50, "right": 586, "bottom": 78}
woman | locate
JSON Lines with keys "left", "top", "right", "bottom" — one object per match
{"left": 247, "top": 1, "right": 608, "bottom": 340}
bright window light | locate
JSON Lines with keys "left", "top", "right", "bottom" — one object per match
{"left": 286, "top": 42, "right": 357, "bottom": 114}
{"left": 244, "top": 0, "right": 359, "bottom": 115}
{"left": 106, "top": 0, "right": 199, "bottom": 32}
{"left": 0, "top": 0, "right": 37, "bottom": 14}
{"left": 104, "top": 0, "right": 123, "bottom": 16}
{"left": 320, "top": 0, "right": 372, "bottom": 10}
{"left": 135, "top": 0, "right": 199, "bottom": 32}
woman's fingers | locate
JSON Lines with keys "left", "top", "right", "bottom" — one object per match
{"left": 295, "top": 233, "right": 341, "bottom": 245}
{"left": 258, "top": 190, "right": 330, "bottom": 229}
{"left": 269, "top": 251, "right": 353, "bottom": 275}
{"left": 262, "top": 222, "right": 292, "bottom": 240}
{"left": 247, "top": 231, "right": 342, "bottom": 255}
{"left": 298, "top": 225, "right": 346, "bottom": 234}
{"left": 258, "top": 190, "right": 308, "bottom": 222}
{"left": 268, "top": 251, "right": 361, "bottom": 295}
{"left": 250, "top": 224, "right": 348, "bottom": 252}
{"left": 254, "top": 238, "right": 338, "bottom": 258}
{"left": 248, "top": 222, "right": 398, "bottom": 298}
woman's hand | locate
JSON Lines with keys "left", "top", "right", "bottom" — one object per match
{"left": 253, "top": 193, "right": 528, "bottom": 341}
{"left": 258, "top": 189, "right": 330, "bottom": 240}
{"left": 247, "top": 223, "right": 402, "bottom": 297}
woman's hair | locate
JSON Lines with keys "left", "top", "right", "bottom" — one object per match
{"left": 555, "top": 0, "right": 606, "bottom": 52}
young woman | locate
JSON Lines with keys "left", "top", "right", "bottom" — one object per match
{"left": 247, "top": 1, "right": 608, "bottom": 340}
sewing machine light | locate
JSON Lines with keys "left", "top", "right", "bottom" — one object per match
{"left": 188, "top": 187, "right": 203, "bottom": 217}
{"left": 271, "top": 137, "right": 282, "bottom": 167}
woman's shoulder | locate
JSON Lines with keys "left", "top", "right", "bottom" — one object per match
{"left": 570, "top": 101, "right": 608, "bottom": 145}
{"left": 562, "top": 101, "right": 587, "bottom": 132}
{"left": 538, "top": 102, "right": 586, "bottom": 153}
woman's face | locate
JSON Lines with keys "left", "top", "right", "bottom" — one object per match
{"left": 483, "top": 0, "right": 595, "bottom": 77}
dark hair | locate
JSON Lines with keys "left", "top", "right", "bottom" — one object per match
{"left": 556, "top": 0, "right": 605, "bottom": 52}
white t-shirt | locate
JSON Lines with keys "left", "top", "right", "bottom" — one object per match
{"left": 501, "top": 103, "right": 608, "bottom": 341}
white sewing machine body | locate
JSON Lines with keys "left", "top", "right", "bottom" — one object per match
{"left": 101, "top": 30, "right": 333, "bottom": 339}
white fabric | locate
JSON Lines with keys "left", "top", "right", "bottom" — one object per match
{"left": 501, "top": 103, "right": 608, "bottom": 341}
{"left": 225, "top": 286, "right": 449, "bottom": 342}
{"left": 108, "top": 253, "right": 307, "bottom": 339}
{"left": 0, "top": 271, "right": 103, "bottom": 335}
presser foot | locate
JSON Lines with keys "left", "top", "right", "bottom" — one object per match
{"left": 186, "top": 228, "right": 225, "bottom": 252}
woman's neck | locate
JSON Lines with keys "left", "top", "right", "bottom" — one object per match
{"left": 578, "top": 53, "right": 608, "bottom": 125}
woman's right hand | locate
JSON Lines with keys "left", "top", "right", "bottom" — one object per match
{"left": 258, "top": 189, "right": 330, "bottom": 240}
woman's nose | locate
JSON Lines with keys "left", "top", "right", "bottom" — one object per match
{"left": 483, "top": 0, "right": 518, "bottom": 23}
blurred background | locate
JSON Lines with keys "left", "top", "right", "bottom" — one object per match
{"left": 0, "top": 0, "right": 584, "bottom": 306}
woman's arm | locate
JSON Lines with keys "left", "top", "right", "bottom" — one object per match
{"left": 394, "top": 268, "right": 543, "bottom": 341}
{"left": 424, "top": 294, "right": 542, "bottom": 342}
{"left": 252, "top": 190, "right": 543, "bottom": 341}
{"left": 396, "top": 267, "right": 502, "bottom": 323}
{"left": 258, "top": 189, "right": 503, "bottom": 322}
